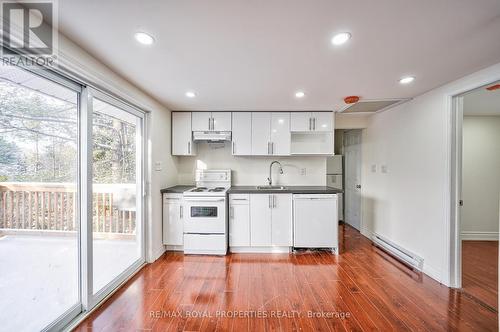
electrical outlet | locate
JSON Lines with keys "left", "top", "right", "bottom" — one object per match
{"left": 381, "top": 165, "right": 388, "bottom": 173}
{"left": 371, "top": 164, "right": 377, "bottom": 173}
{"left": 300, "top": 168, "right": 307, "bottom": 176}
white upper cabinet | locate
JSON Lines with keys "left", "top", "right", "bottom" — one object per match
{"left": 172, "top": 112, "right": 195, "bottom": 156}
{"left": 270, "top": 113, "right": 290, "bottom": 155}
{"left": 232, "top": 112, "right": 252, "bottom": 155}
{"left": 312, "top": 112, "right": 333, "bottom": 132}
{"left": 251, "top": 112, "right": 271, "bottom": 155}
{"left": 251, "top": 112, "right": 290, "bottom": 156}
{"left": 290, "top": 112, "right": 333, "bottom": 132}
{"left": 191, "top": 112, "right": 211, "bottom": 131}
{"left": 192, "top": 112, "right": 231, "bottom": 131}
{"left": 290, "top": 112, "right": 311, "bottom": 131}
{"left": 212, "top": 112, "right": 232, "bottom": 131}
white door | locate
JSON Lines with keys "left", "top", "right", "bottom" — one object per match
{"left": 192, "top": 112, "right": 211, "bottom": 131}
{"left": 271, "top": 194, "right": 292, "bottom": 246}
{"left": 290, "top": 112, "right": 311, "bottom": 131}
{"left": 172, "top": 112, "right": 194, "bottom": 155}
{"left": 270, "top": 112, "right": 291, "bottom": 155}
{"left": 212, "top": 112, "right": 232, "bottom": 131}
{"left": 250, "top": 194, "right": 272, "bottom": 246}
{"left": 229, "top": 195, "right": 250, "bottom": 246}
{"left": 232, "top": 112, "right": 252, "bottom": 155}
{"left": 312, "top": 112, "right": 333, "bottom": 132}
{"left": 344, "top": 130, "right": 362, "bottom": 230}
{"left": 251, "top": 112, "right": 271, "bottom": 155}
{"left": 162, "top": 194, "right": 183, "bottom": 245}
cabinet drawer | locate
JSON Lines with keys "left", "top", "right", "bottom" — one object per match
{"left": 163, "top": 193, "right": 183, "bottom": 203}
{"left": 229, "top": 194, "right": 250, "bottom": 204}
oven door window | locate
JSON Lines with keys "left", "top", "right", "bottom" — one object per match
{"left": 191, "top": 206, "right": 218, "bottom": 218}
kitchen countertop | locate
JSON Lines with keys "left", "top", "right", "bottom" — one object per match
{"left": 227, "top": 186, "right": 343, "bottom": 194}
{"left": 161, "top": 185, "right": 343, "bottom": 194}
{"left": 160, "top": 185, "right": 194, "bottom": 194}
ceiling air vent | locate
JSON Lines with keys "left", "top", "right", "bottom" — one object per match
{"left": 340, "top": 98, "right": 410, "bottom": 114}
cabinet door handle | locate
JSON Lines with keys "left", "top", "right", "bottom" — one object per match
{"left": 230, "top": 206, "right": 234, "bottom": 219}
{"left": 269, "top": 195, "right": 272, "bottom": 208}
{"left": 271, "top": 142, "right": 274, "bottom": 155}
{"left": 314, "top": 118, "right": 316, "bottom": 130}
{"left": 267, "top": 142, "right": 270, "bottom": 155}
{"left": 232, "top": 141, "right": 235, "bottom": 154}
{"left": 309, "top": 117, "right": 312, "bottom": 131}
{"left": 211, "top": 117, "right": 215, "bottom": 130}
{"left": 180, "top": 205, "right": 183, "bottom": 219}
{"left": 188, "top": 141, "right": 191, "bottom": 154}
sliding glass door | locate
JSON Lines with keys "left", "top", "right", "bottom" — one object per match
{"left": 0, "top": 63, "right": 146, "bottom": 330}
{"left": 0, "top": 64, "right": 81, "bottom": 331}
{"left": 89, "top": 91, "right": 145, "bottom": 299}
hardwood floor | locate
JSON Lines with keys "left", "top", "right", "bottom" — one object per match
{"left": 75, "top": 225, "right": 498, "bottom": 331}
{"left": 462, "top": 240, "right": 498, "bottom": 310}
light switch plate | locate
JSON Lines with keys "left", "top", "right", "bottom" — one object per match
{"left": 381, "top": 165, "right": 388, "bottom": 173}
{"left": 300, "top": 168, "right": 306, "bottom": 176}
{"left": 155, "top": 161, "right": 162, "bottom": 171}
{"left": 371, "top": 164, "right": 377, "bottom": 173}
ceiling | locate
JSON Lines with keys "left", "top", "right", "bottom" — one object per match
{"left": 58, "top": 0, "right": 500, "bottom": 111}
{"left": 464, "top": 82, "right": 500, "bottom": 116}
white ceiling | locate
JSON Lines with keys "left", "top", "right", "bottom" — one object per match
{"left": 58, "top": 0, "right": 500, "bottom": 111}
{"left": 464, "top": 82, "right": 500, "bottom": 116}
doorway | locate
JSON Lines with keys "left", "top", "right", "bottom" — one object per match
{"left": 343, "top": 130, "right": 362, "bottom": 230}
{"left": 451, "top": 81, "right": 499, "bottom": 309}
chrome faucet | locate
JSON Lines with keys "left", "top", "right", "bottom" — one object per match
{"left": 267, "top": 161, "right": 284, "bottom": 186}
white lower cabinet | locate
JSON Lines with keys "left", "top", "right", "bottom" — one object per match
{"left": 249, "top": 194, "right": 272, "bottom": 246}
{"left": 162, "top": 193, "right": 184, "bottom": 247}
{"left": 229, "top": 194, "right": 251, "bottom": 246}
{"left": 243, "top": 193, "right": 292, "bottom": 248}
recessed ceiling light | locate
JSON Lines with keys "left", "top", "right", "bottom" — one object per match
{"left": 399, "top": 76, "right": 415, "bottom": 84}
{"left": 134, "top": 32, "right": 155, "bottom": 45}
{"left": 331, "top": 32, "right": 351, "bottom": 46}
{"left": 185, "top": 91, "right": 196, "bottom": 98}
{"left": 295, "top": 91, "right": 305, "bottom": 98}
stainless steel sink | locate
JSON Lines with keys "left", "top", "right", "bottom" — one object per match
{"left": 256, "top": 186, "right": 287, "bottom": 190}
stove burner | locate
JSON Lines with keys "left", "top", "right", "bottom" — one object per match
{"left": 209, "top": 187, "right": 226, "bottom": 192}
{"left": 191, "top": 187, "right": 207, "bottom": 192}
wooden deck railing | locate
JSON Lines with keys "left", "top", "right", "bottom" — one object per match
{"left": 0, "top": 182, "right": 136, "bottom": 234}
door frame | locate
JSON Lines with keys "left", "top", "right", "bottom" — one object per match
{"left": 448, "top": 79, "right": 499, "bottom": 288}
{"left": 343, "top": 129, "right": 363, "bottom": 231}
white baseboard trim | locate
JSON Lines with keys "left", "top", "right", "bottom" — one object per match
{"left": 148, "top": 245, "right": 167, "bottom": 263}
{"left": 230, "top": 246, "right": 291, "bottom": 253}
{"left": 461, "top": 231, "right": 499, "bottom": 241}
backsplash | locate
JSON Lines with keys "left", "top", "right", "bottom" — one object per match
{"left": 176, "top": 142, "right": 327, "bottom": 185}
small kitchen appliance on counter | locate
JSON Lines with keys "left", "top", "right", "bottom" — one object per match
{"left": 183, "top": 169, "right": 231, "bottom": 255}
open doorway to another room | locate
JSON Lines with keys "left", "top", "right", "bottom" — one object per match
{"left": 459, "top": 82, "right": 500, "bottom": 310}
{"left": 330, "top": 129, "right": 363, "bottom": 231}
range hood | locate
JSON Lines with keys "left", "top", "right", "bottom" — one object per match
{"left": 192, "top": 131, "right": 232, "bottom": 142}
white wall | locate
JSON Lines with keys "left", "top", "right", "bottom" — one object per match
{"left": 360, "top": 63, "right": 500, "bottom": 285}
{"left": 335, "top": 113, "right": 371, "bottom": 129}
{"left": 461, "top": 116, "right": 500, "bottom": 240}
{"left": 176, "top": 143, "right": 327, "bottom": 186}
{"left": 56, "top": 34, "right": 177, "bottom": 262}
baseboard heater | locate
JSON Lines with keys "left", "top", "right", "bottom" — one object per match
{"left": 372, "top": 233, "right": 424, "bottom": 271}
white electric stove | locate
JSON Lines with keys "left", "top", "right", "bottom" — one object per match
{"left": 183, "top": 169, "right": 231, "bottom": 255}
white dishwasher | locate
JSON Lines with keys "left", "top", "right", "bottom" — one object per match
{"left": 293, "top": 194, "right": 338, "bottom": 254}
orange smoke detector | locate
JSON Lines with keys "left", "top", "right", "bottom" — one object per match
{"left": 344, "top": 96, "right": 360, "bottom": 104}
{"left": 486, "top": 84, "right": 500, "bottom": 91}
